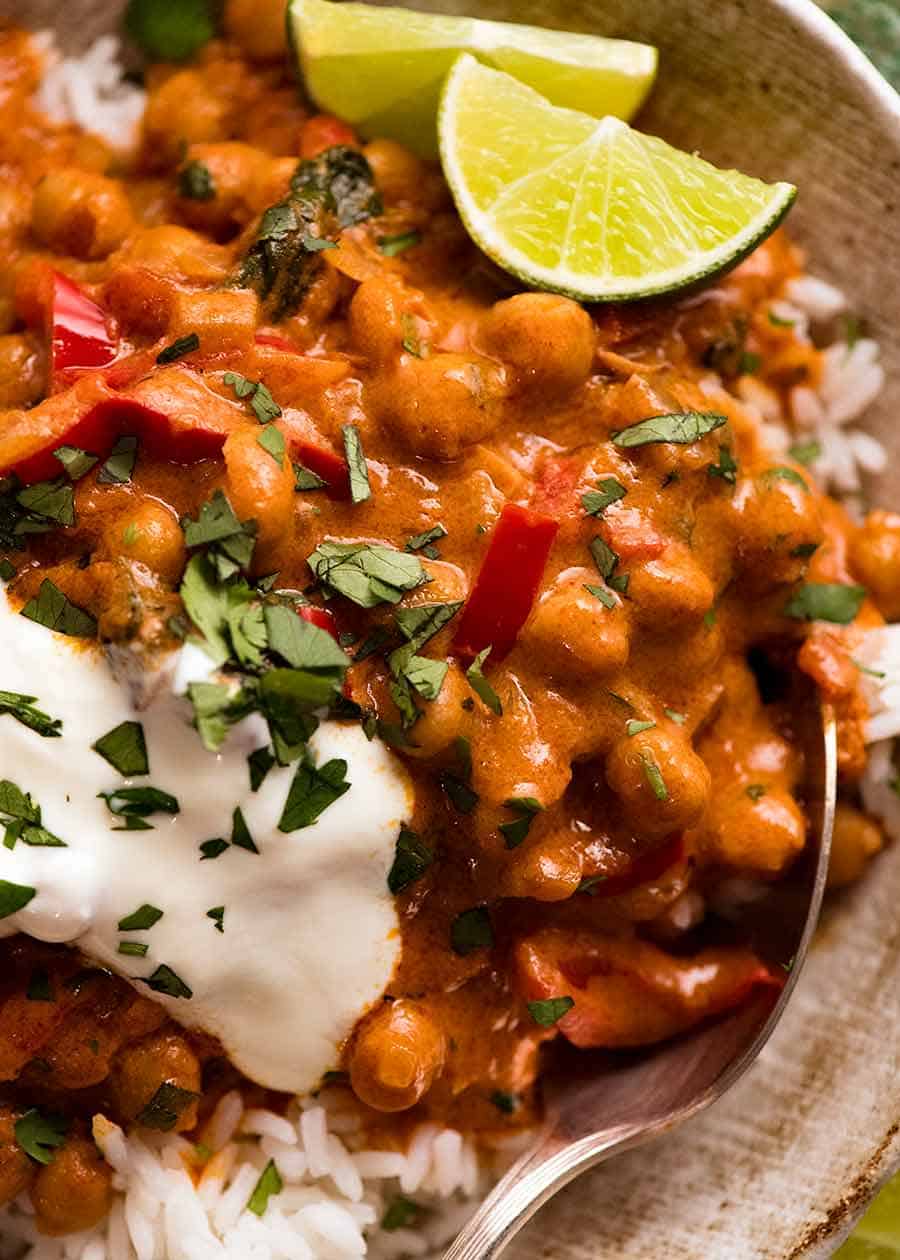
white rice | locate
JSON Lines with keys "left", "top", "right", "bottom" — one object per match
{"left": 11, "top": 23, "right": 899, "bottom": 1260}
{"left": 0, "top": 1091, "right": 492, "bottom": 1260}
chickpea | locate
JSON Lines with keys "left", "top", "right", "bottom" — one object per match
{"left": 119, "top": 500, "right": 186, "bottom": 585}
{"left": 169, "top": 288, "right": 260, "bottom": 356}
{"left": 522, "top": 568, "right": 630, "bottom": 678}
{"left": 109, "top": 1029, "right": 201, "bottom": 1131}
{"left": 501, "top": 831, "right": 583, "bottom": 902}
{"left": 177, "top": 142, "right": 269, "bottom": 237}
{"left": 363, "top": 139, "right": 430, "bottom": 207}
{"left": 702, "top": 786, "right": 806, "bottom": 875}
{"left": 0, "top": 333, "right": 43, "bottom": 408}
{"left": 31, "top": 168, "right": 133, "bottom": 260}
{"left": 828, "top": 802, "right": 883, "bottom": 888}
{"left": 30, "top": 1135, "right": 113, "bottom": 1237}
{"left": 370, "top": 354, "right": 507, "bottom": 460}
{"left": 0, "top": 1107, "right": 35, "bottom": 1207}
{"left": 735, "top": 470, "right": 824, "bottom": 586}
{"left": 606, "top": 727, "right": 711, "bottom": 838}
{"left": 627, "top": 543, "right": 716, "bottom": 627}
{"left": 851, "top": 511, "right": 900, "bottom": 621}
{"left": 224, "top": 0, "right": 289, "bottom": 60}
{"left": 0, "top": 183, "right": 31, "bottom": 236}
{"left": 349, "top": 1000, "right": 445, "bottom": 1112}
{"left": 348, "top": 275, "right": 409, "bottom": 364}
{"left": 402, "top": 662, "right": 471, "bottom": 760}
{"left": 223, "top": 425, "right": 295, "bottom": 558}
{"left": 481, "top": 293, "right": 595, "bottom": 401}
{"left": 142, "top": 70, "right": 230, "bottom": 171}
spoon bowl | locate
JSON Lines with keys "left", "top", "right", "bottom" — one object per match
{"left": 446, "top": 689, "right": 837, "bottom": 1260}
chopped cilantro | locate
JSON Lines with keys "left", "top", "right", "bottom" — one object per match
{"left": 612, "top": 412, "right": 727, "bottom": 448}
{"left": 527, "top": 996, "right": 574, "bottom": 1027}
{"left": 99, "top": 786, "right": 179, "bottom": 829}
{"left": 124, "top": 0, "right": 214, "bottom": 60}
{"left": 626, "top": 719, "right": 656, "bottom": 736}
{"left": 490, "top": 1091, "right": 520, "bottom": 1116}
{"left": 746, "top": 784, "right": 767, "bottom": 801}
{"left": 451, "top": 906, "right": 494, "bottom": 956}
{"left": 247, "top": 1159, "right": 283, "bottom": 1216}
{"left": 584, "top": 583, "right": 617, "bottom": 610}
{"left": 14, "top": 1108, "right": 67, "bottom": 1165}
{"left": 117, "top": 904, "right": 163, "bottom": 931}
{"left": 98, "top": 435, "right": 138, "bottom": 485}
{"left": 179, "top": 160, "right": 215, "bottom": 200}
{"left": 257, "top": 425, "right": 285, "bottom": 468}
{"left": 206, "top": 905, "right": 225, "bottom": 933}
{"left": 278, "top": 755, "right": 350, "bottom": 831}
{"left": 53, "top": 445, "right": 98, "bottom": 481}
{"left": 641, "top": 754, "right": 669, "bottom": 801}
{"left": 118, "top": 941, "right": 149, "bottom": 957}
{"left": 783, "top": 582, "right": 866, "bottom": 624}
{"left": 378, "top": 231, "right": 422, "bottom": 257}
{"left": 466, "top": 646, "right": 502, "bottom": 715}
{"left": 15, "top": 479, "right": 75, "bottom": 528}
{"left": 230, "top": 806, "right": 259, "bottom": 853}
{"left": 582, "top": 477, "right": 627, "bottom": 517}
{"left": 20, "top": 579, "right": 96, "bottom": 638}
{"left": 92, "top": 721, "right": 148, "bottom": 777}
{"left": 294, "top": 462, "right": 328, "bottom": 492}
{"left": 342, "top": 424, "right": 371, "bottom": 504}
{"left": 499, "top": 797, "right": 543, "bottom": 849}
{"left": 788, "top": 439, "right": 822, "bottom": 467}
{"left": 308, "top": 541, "right": 426, "bottom": 608}
{"left": 142, "top": 964, "right": 193, "bottom": 1000}
{"left": 248, "top": 746, "right": 276, "bottom": 792}
{"left": 157, "top": 333, "right": 200, "bottom": 364}
{"left": 223, "top": 372, "right": 282, "bottom": 424}
{"left": 762, "top": 466, "right": 809, "bottom": 491}
{"left": 0, "top": 691, "right": 62, "bottom": 739}
{"left": 0, "top": 880, "right": 36, "bottom": 919}
{"left": 708, "top": 445, "right": 739, "bottom": 485}
{"left": 387, "top": 827, "right": 434, "bottom": 894}
{"left": 382, "top": 1196, "right": 424, "bottom": 1231}
{"left": 137, "top": 1082, "right": 199, "bottom": 1132}
{"left": 199, "top": 837, "right": 229, "bottom": 861}
{"left": 405, "top": 523, "right": 447, "bottom": 560}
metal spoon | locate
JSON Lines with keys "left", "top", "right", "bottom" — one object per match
{"left": 445, "top": 686, "right": 836, "bottom": 1260}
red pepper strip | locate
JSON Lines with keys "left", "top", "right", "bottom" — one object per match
{"left": 602, "top": 505, "right": 666, "bottom": 562}
{"left": 255, "top": 332, "right": 300, "bottom": 354}
{"left": 300, "top": 114, "right": 359, "bottom": 159}
{"left": 298, "top": 605, "right": 339, "bottom": 640}
{"left": 452, "top": 503, "right": 559, "bottom": 660}
{"left": 529, "top": 454, "right": 585, "bottom": 518}
{"left": 515, "top": 928, "right": 782, "bottom": 1050}
{"left": 586, "top": 833, "right": 686, "bottom": 900}
{"left": 48, "top": 270, "right": 118, "bottom": 390}
{"left": 293, "top": 439, "right": 352, "bottom": 501}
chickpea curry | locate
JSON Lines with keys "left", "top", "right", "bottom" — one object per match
{"left": 0, "top": 5, "right": 895, "bottom": 1241}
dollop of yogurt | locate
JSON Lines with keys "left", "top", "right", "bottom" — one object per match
{"left": 0, "top": 592, "right": 412, "bottom": 1093}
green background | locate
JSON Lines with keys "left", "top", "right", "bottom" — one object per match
{"left": 821, "top": 0, "right": 900, "bottom": 88}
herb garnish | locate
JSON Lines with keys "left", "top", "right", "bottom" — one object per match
{"left": 499, "top": 797, "right": 543, "bottom": 849}
{"left": 142, "top": 964, "right": 193, "bottom": 999}
{"left": 382, "top": 1196, "right": 425, "bottom": 1230}
{"left": 0, "top": 558, "right": 16, "bottom": 581}
{"left": 490, "top": 1091, "right": 520, "bottom": 1116}
{"left": 762, "top": 466, "right": 809, "bottom": 491}
{"left": 248, "top": 746, "right": 276, "bottom": 792}
{"left": 466, "top": 647, "right": 502, "bottom": 715}
{"left": 118, "top": 904, "right": 163, "bottom": 932}
{"left": 527, "top": 997, "right": 574, "bottom": 1027}
{"left": 231, "top": 806, "right": 259, "bottom": 853}
{"left": 342, "top": 424, "right": 371, "bottom": 504}
{"left": 124, "top": 0, "right": 214, "bottom": 60}
{"left": 206, "top": 906, "right": 225, "bottom": 933}
{"left": 0, "top": 880, "right": 36, "bottom": 919}
{"left": 178, "top": 159, "right": 215, "bottom": 200}
{"left": 0, "top": 780, "right": 65, "bottom": 849}
{"left": 584, "top": 583, "right": 617, "bottom": 610}
{"left": 451, "top": 907, "right": 494, "bottom": 956}
{"left": 783, "top": 582, "right": 866, "bottom": 625}
{"left": 0, "top": 691, "right": 62, "bottom": 739}
{"left": 307, "top": 541, "right": 427, "bottom": 608}
{"left": 14, "top": 1108, "right": 67, "bottom": 1164}
{"left": 612, "top": 412, "right": 727, "bottom": 448}
{"left": 257, "top": 425, "right": 285, "bottom": 468}
{"left": 664, "top": 708, "right": 687, "bottom": 724}
{"left": 223, "top": 373, "right": 282, "bottom": 424}
{"left": 626, "top": 719, "right": 656, "bottom": 736}
{"left": 708, "top": 445, "right": 738, "bottom": 485}
{"left": 20, "top": 579, "right": 97, "bottom": 638}
{"left": 378, "top": 231, "right": 422, "bottom": 257}
{"left": 54, "top": 445, "right": 98, "bottom": 481}
{"left": 582, "top": 477, "right": 627, "bottom": 517}
{"left": 388, "top": 827, "right": 434, "bottom": 893}
{"left": 92, "top": 721, "right": 149, "bottom": 776}
{"left": 641, "top": 754, "right": 669, "bottom": 801}
{"left": 294, "top": 463, "right": 328, "bottom": 492}
{"left": 406, "top": 523, "right": 447, "bottom": 560}
{"left": 746, "top": 784, "right": 767, "bottom": 801}
{"left": 199, "top": 838, "right": 229, "bottom": 861}
{"left": 788, "top": 439, "right": 822, "bottom": 467}
{"left": 118, "top": 941, "right": 149, "bottom": 957}
{"left": 137, "top": 1082, "right": 200, "bottom": 1132}
{"left": 15, "top": 479, "right": 76, "bottom": 527}
{"left": 99, "top": 787, "right": 180, "bottom": 830}
{"left": 247, "top": 1160, "right": 283, "bottom": 1216}
{"left": 157, "top": 333, "right": 200, "bottom": 365}
{"left": 278, "top": 755, "right": 350, "bottom": 831}
{"left": 98, "top": 435, "right": 138, "bottom": 485}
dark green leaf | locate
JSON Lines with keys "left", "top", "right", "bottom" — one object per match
{"left": 382, "top": 1196, "right": 424, "bottom": 1231}
{"left": 739, "top": 351, "right": 761, "bottom": 375}
{"left": 206, "top": 905, "right": 225, "bottom": 933}
{"left": 584, "top": 583, "right": 617, "bottom": 609}
{"left": 247, "top": 1160, "right": 283, "bottom": 1217}
{"left": 577, "top": 874, "right": 609, "bottom": 896}
{"left": 157, "top": 333, "right": 200, "bottom": 364}
{"left": 20, "top": 580, "right": 96, "bottom": 638}
{"left": 394, "top": 603, "right": 462, "bottom": 651}
{"left": 124, "top": 0, "right": 214, "bottom": 60}
{"left": 403, "top": 655, "right": 447, "bottom": 701}
{"left": 626, "top": 719, "right": 656, "bottom": 736}
{"left": 256, "top": 425, "right": 285, "bottom": 467}
{"left": 137, "top": 1082, "right": 200, "bottom": 1132}
{"left": 405, "top": 523, "right": 447, "bottom": 559}
{"left": 301, "top": 234, "right": 337, "bottom": 252}
{"left": 527, "top": 996, "right": 574, "bottom": 1027}
{"left": 342, "top": 424, "right": 371, "bottom": 504}
{"left": 99, "top": 786, "right": 179, "bottom": 824}
{"left": 746, "top": 784, "right": 767, "bottom": 801}
{"left": 188, "top": 680, "right": 256, "bottom": 752}
{"left": 278, "top": 755, "right": 350, "bottom": 832}
{"left": 708, "top": 445, "right": 738, "bottom": 485}
{"left": 783, "top": 583, "right": 866, "bottom": 625}
{"left": 294, "top": 463, "right": 328, "bottom": 492}
{"left": 223, "top": 373, "right": 282, "bottom": 424}
{"left": 142, "top": 965, "right": 193, "bottom": 999}
{"left": 589, "top": 536, "right": 619, "bottom": 581}
{"left": 98, "top": 435, "right": 138, "bottom": 485}
{"left": 308, "top": 541, "right": 427, "bottom": 608}
{"left": 53, "top": 445, "right": 98, "bottom": 481}
{"left": 388, "top": 827, "right": 434, "bottom": 894}
{"left": 231, "top": 806, "right": 259, "bottom": 853}
{"left": 791, "top": 542, "right": 820, "bottom": 559}
{"left": 582, "top": 477, "right": 627, "bottom": 517}
{"left": 118, "top": 904, "right": 163, "bottom": 932}
{"left": 451, "top": 907, "right": 494, "bottom": 956}
{"left": 612, "top": 412, "right": 727, "bottom": 448}
{"left": 466, "top": 647, "right": 502, "bottom": 716}
{"left": 0, "top": 880, "right": 36, "bottom": 919}
{"left": 264, "top": 603, "right": 350, "bottom": 672}
{"left": 0, "top": 780, "right": 41, "bottom": 823}
{"left": 490, "top": 1091, "right": 520, "bottom": 1116}
{"left": 14, "top": 1108, "right": 67, "bottom": 1165}
{"left": 768, "top": 309, "right": 795, "bottom": 328}
{"left": 16, "top": 479, "right": 75, "bottom": 527}
{"left": 92, "top": 721, "right": 148, "bottom": 777}
{"left": 762, "top": 466, "right": 809, "bottom": 491}
{"left": 183, "top": 490, "right": 251, "bottom": 550}
{"left": 641, "top": 754, "right": 669, "bottom": 801}
{"left": 199, "top": 838, "right": 229, "bottom": 861}
{"left": 788, "top": 439, "right": 822, "bottom": 467}
{"left": 0, "top": 691, "right": 62, "bottom": 739}
{"left": 608, "top": 572, "right": 629, "bottom": 595}
{"left": 248, "top": 746, "right": 276, "bottom": 792}
{"left": 441, "top": 773, "right": 478, "bottom": 815}
{"left": 0, "top": 558, "right": 16, "bottom": 581}
{"left": 118, "top": 941, "right": 149, "bottom": 957}
{"left": 499, "top": 796, "right": 543, "bottom": 849}
{"left": 378, "top": 231, "right": 421, "bottom": 257}
{"left": 178, "top": 160, "right": 215, "bottom": 201}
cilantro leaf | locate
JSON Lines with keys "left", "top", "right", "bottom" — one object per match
{"left": 342, "top": 424, "right": 371, "bottom": 505}
{"left": 92, "top": 721, "right": 148, "bottom": 776}
{"left": 157, "top": 333, "right": 200, "bottom": 364}
{"left": 98, "top": 435, "right": 138, "bottom": 485}
{"left": 118, "top": 904, "right": 163, "bottom": 931}
{"left": 230, "top": 806, "right": 259, "bottom": 853}
{"left": 248, "top": 746, "right": 276, "bottom": 792}
{"left": 257, "top": 425, "right": 285, "bottom": 467}
{"left": 53, "top": 446, "right": 98, "bottom": 481}
{"left": 14, "top": 1108, "right": 67, "bottom": 1165}
{"left": 405, "top": 523, "right": 447, "bottom": 559}
{"left": 612, "top": 412, "right": 727, "bottom": 448}
{"left": 308, "top": 541, "right": 427, "bottom": 608}
{"left": 783, "top": 583, "right": 866, "bottom": 625}
{"left": 278, "top": 755, "right": 350, "bottom": 831}
{"left": 137, "top": 1082, "right": 199, "bottom": 1131}
{"left": 378, "top": 231, "right": 421, "bottom": 257}
{"left": 388, "top": 827, "right": 434, "bottom": 894}
{"left": 223, "top": 373, "right": 281, "bottom": 424}
{"left": 16, "top": 479, "right": 75, "bottom": 526}
{"left": 142, "top": 964, "right": 193, "bottom": 999}
{"left": 247, "top": 1159, "right": 283, "bottom": 1217}
{"left": 178, "top": 160, "right": 215, "bottom": 200}
{"left": 499, "top": 796, "right": 543, "bottom": 849}
{"left": 466, "top": 647, "right": 502, "bottom": 716}
{"left": 451, "top": 907, "right": 494, "bottom": 956}
{"left": 582, "top": 477, "right": 627, "bottom": 517}
{"left": 20, "top": 580, "right": 96, "bottom": 638}
{"left": 0, "top": 880, "right": 37, "bottom": 919}
{"left": 527, "top": 996, "right": 574, "bottom": 1027}
{"left": 0, "top": 691, "right": 62, "bottom": 738}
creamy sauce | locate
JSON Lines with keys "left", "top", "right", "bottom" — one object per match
{"left": 0, "top": 592, "right": 413, "bottom": 1093}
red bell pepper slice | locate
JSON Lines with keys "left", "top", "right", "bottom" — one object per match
{"left": 47, "top": 271, "right": 118, "bottom": 389}
{"left": 293, "top": 439, "right": 351, "bottom": 501}
{"left": 602, "top": 505, "right": 666, "bottom": 562}
{"left": 298, "top": 605, "right": 339, "bottom": 640}
{"left": 300, "top": 114, "right": 359, "bottom": 159}
{"left": 515, "top": 929, "right": 782, "bottom": 1050}
{"left": 584, "top": 833, "right": 686, "bottom": 900}
{"left": 452, "top": 503, "right": 559, "bottom": 660}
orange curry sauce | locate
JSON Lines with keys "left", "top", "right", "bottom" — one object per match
{"left": 0, "top": 11, "right": 895, "bottom": 1237}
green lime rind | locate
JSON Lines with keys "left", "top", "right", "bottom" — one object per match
{"left": 287, "top": 0, "right": 657, "bottom": 159}
{"left": 438, "top": 55, "right": 797, "bottom": 304}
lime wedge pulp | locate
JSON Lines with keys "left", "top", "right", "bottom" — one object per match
{"left": 438, "top": 55, "right": 797, "bottom": 304}
{"left": 835, "top": 1171, "right": 900, "bottom": 1260}
{"left": 288, "top": 0, "right": 657, "bottom": 159}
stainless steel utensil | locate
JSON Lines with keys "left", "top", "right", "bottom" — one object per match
{"left": 446, "top": 688, "right": 837, "bottom": 1260}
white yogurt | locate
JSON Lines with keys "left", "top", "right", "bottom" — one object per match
{"left": 0, "top": 592, "right": 412, "bottom": 1094}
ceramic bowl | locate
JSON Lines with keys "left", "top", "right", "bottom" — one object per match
{"left": 13, "top": 0, "right": 900, "bottom": 1254}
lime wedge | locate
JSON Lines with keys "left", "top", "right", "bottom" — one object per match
{"left": 835, "top": 1173, "right": 900, "bottom": 1259}
{"left": 288, "top": 0, "right": 657, "bottom": 159}
{"left": 438, "top": 55, "right": 797, "bottom": 303}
